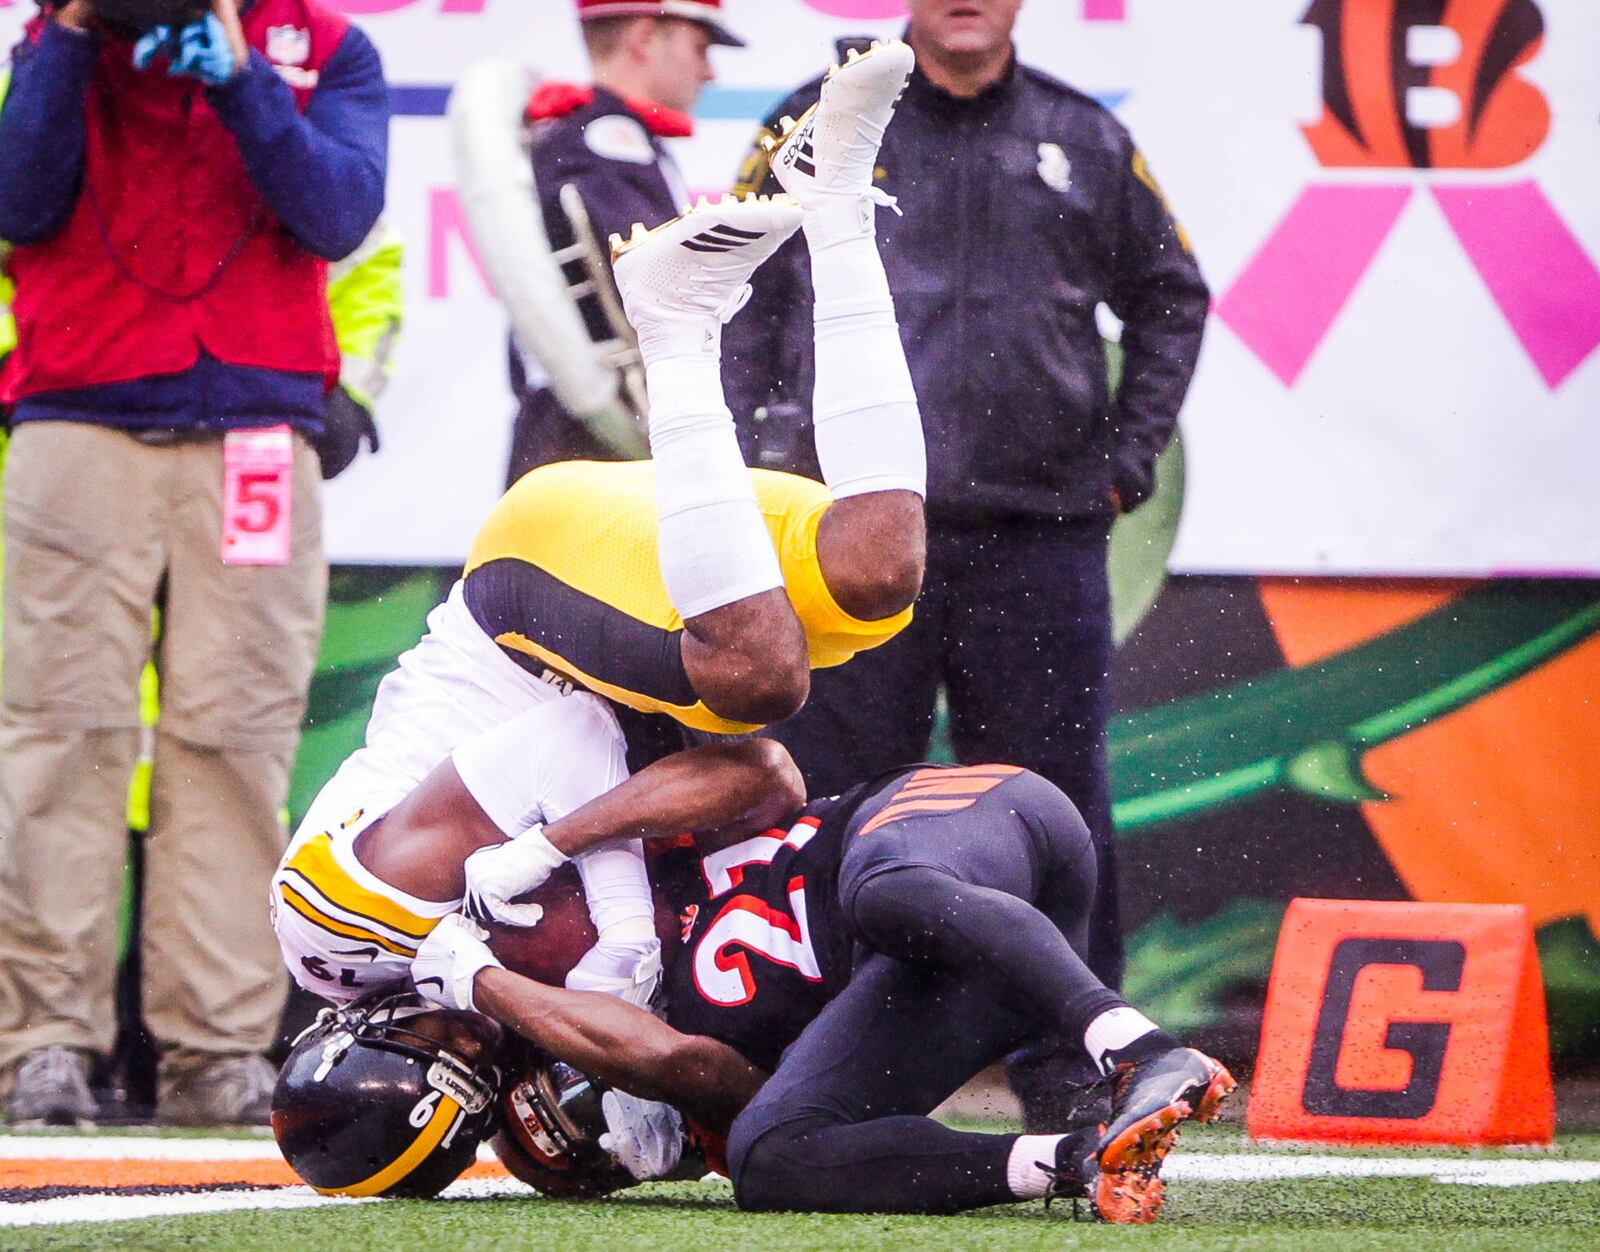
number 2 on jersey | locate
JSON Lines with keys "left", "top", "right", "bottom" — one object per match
{"left": 692, "top": 876, "right": 822, "bottom": 1007}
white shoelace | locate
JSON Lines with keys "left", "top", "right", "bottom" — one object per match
{"left": 682, "top": 263, "right": 758, "bottom": 323}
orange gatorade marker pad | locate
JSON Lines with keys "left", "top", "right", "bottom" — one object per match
{"left": 1248, "top": 899, "right": 1554, "bottom": 1147}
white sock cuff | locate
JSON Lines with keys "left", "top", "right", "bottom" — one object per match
{"left": 1007, "top": 1135, "right": 1067, "bottom": 1200}
{"left": 807, "top": 231, "right": 892, "bottom": 300}
{"left": 649, "top": 417, "right": 763, "bottom": 519}
{"left": 1084, "top": 1006, "right": 1162, "bottom": 1074}
{"left": 645, "top": 356, "right": 725, "bottom": 414}
{"left": 656, "top": 487, "right": 761, "bottom": 521}
{"left": 825, "top": 473, "right": 925, "bottom": 502}
{"left": 803, "top": 196, "right": 881, "bottom": 252}
{"left": 813, "top": 399, "right": 926, "bottom": 500}
{"left": 813, "top": 294, "right": 898, "bottom": 323}
{"left": 636, "top": 317, "right": 725, "bottom": 366}
{"left": 813, "top": 390, "right": 919, "bottom": 422}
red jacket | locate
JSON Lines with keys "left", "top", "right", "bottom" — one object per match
{"left": 2, "top": 0, "right": 350, "bottom": 403}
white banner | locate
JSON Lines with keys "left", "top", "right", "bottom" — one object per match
{"left": 3, "top": 1, "right": 1597, "bottom": 574}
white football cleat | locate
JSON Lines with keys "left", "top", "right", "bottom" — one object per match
{"left": 761, "top": 39, "right": 914, "bottom": 245}
{"left": 611, "top": 194, "right": 803, "bottom": 360}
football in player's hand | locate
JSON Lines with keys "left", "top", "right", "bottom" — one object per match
{"left": 484, "top": 865, "right": 596, "bottom": 985}
{"left": 484, "top": 861, "right": 689, "bottom": 986}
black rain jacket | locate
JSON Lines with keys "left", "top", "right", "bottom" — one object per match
{"left": 725, "top": 55, "right": 1210, "bottom": 523}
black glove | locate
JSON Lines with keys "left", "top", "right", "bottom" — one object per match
{"left": 312, "top": 386, "right": 380, "bottom": 481}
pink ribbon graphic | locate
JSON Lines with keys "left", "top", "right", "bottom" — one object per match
{"left": 1216, "top": 186, "right": 1412, "bottom": 388}
{"left": 1218, "top": 181, "right": 1600, "bottom": 391}
{"left": 1433, "top": 183, "right": 1600, "bottom": 390}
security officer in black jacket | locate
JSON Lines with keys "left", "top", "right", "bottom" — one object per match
{"left": 725, "top": 0, "right": 1209, "bottom": 1115}
{"left": 505, "top": 0, "right": 743, "bottom": 483}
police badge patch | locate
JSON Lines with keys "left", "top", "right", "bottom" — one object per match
{"left": 1037, "top": 142, "right": 1072, "bottom": 194}
{"left": 584, "top": 115, "right": 656, "bottom": 166}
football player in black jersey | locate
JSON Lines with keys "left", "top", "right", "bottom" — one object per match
{"left": 412, "top": 755, "right": 1235, "bottom": 1224}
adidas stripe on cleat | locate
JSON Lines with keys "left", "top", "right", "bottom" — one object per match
{"left": 760, "top": 39, "right": 913, "bottom": 247}
{"left": 765, "top": 115, "right": 818, "bottom": 180}
{"left": 611, "top": 195, "right": 803, "bottom": 361}
{"left": 682, "top": 223, "right": 766, "bottom": 254}
{"left": 759, "top": 39, "right": 912, "bottom": 198}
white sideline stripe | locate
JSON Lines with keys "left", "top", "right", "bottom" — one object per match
{"left": 0, "top": 1137, "right": 284, "bottom": 1161}
{"left": 0, "top": 1177, "right": 532, "bottom": 1228}
{"left": 0, "top": 1190, "right": 350, "bottom": 1228}
{"left": 0, "top": 1136, "right": 501, "bottom": 1163}
{"left": 0, "top": 1151, "right": 1593, "bottom": 1227}
{"left": 1165, "top": 1154, "right": 1600, "bottom": 1188}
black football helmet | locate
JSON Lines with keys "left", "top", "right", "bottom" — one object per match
{"left": 491, "top": 1040, "right": 633, "bottom": 1199}
{"left": 272, "top": 986, "right": 505, "bottom": 1198}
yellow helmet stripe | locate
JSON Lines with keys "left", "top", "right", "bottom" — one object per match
{"left": 313, "top": 1093, "right": 464, "bottom": 1198}
{"left": 277, "top": 881, "right": 419, "bottom": 958}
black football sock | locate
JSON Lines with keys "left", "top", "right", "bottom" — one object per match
{"left": 735, "top": 1116, "right": 1017, "bottom": 1214}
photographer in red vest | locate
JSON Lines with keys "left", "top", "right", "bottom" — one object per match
{"left": 0, "top": 0, "right": 387, "bottom": 1127}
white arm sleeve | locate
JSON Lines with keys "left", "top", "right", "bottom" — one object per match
{"left": 530, "top": 695, "right": 652, "bottom": 938}
{"left": 574, "top": 839, "right": 655, "bottom": 940}
{"left": 452, "top": 693, "right": 653, "bottom": 938}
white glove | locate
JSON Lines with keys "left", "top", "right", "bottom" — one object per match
{"left": 411, "top": 914, "right": 503, "bottom": 1012}
{"left": 461, "top": 826, "right": 568, "bottom": 928}
{"left": 566, "top": 938, "right": 662, "bottom": 1008}
{"left": 600, "top": 1088, "right": 684, "bottom": 1181}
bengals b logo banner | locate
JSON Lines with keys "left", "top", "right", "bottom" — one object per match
{"left": 1301, "top": 0, "right": 1549, "bottom": 169}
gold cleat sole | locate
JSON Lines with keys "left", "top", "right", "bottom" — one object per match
{"left": 757, "top": 39, "right": 909, "bottom": 162}
{"left": 608, "top": 193, "right": 797, "bottom": 264}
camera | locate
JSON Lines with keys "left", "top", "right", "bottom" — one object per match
{"left": 88, "top": 0, "right": 209, "bottom": 33}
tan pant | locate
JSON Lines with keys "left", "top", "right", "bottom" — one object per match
{"left": 0, "top": 422, "right": 326, "bottom": 1080}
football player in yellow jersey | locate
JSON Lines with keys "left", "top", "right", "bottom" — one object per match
{"left": 463, "top": 454, "right": 918, "bottom": 735}
{"left": 463, "top": 47, "right": 928, "bottom": 735}
{"left": 274, "top": 43, "right": 921, "bottom": 1026}
{"left": 273, "top": 43, "right": 926, "bottom": 1185}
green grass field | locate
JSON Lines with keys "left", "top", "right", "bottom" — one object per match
{"left": 6, "top": 1124, "right": 1598, "bottom": 1251}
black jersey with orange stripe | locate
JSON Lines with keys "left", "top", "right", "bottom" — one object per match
{"left": 664, "top": 763, "right": 1031, "bottom": 1072}
{"left": 461, "top": 460, "right": 912, "bottom": 735}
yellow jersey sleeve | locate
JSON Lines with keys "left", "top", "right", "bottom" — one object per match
{"left": 755, "top": 469, "right": 914, "bottom": 670}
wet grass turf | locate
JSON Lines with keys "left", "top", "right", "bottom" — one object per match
{"left": 4, "top": 1124, "right": 1597, "bottom": 1250}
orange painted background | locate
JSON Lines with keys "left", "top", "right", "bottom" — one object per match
{"left": 1259, "top": 579, "right": 1600, "bottom": 939}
